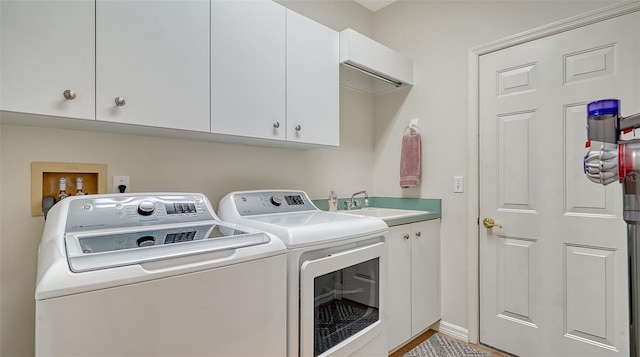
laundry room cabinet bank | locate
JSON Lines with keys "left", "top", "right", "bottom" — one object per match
{"left": 386, "top": 219, "right": 441, "bottom": 351}
{"left": 0, "top": 0, "right": 339, "bottom": 148}
{"left": 211, "top": 1, "right": 338, "bottom": 146}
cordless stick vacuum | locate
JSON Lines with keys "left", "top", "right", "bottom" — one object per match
{"left": 584, "top": 99, "right": 640, "bottom": 356}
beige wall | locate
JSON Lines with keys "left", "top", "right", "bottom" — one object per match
{"left": 372, "top": 0, "right": 619, "bottom": 331}
{"left": 276, "top": 0, "right": 374, "bottom": 36}
{"left": 0, "top": 2, "right": 374, "bottom": 355}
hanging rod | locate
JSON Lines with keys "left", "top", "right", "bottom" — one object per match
{"left": 341, "top": 62, "right": 404, "bottom": 88}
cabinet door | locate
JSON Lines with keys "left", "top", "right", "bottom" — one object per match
{"left": 96, "top": 0, "right": 209, "bottom": 132}
{"left": 286, "top": 10, "right": 339, "bottom": 146}
{"left": 211, "top": 0, "right": 286, "bottom": 140}
{"left": 410, "top": 219, "right": 441, "bottom": 335}
{"left": 1, "top": 0, "right": 95, "bottom": 119}
{"left": 386, "top": 225, "right": 412, "bottom": 350}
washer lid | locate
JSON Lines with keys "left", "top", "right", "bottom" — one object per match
{"left": 238, "top": 211, "right": 387, "bottom": 248}
{"left": 65, "top": 222, "right": 270, "bottom": 272}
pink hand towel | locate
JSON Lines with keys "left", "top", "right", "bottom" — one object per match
{"left": 400, "top": 133, "right": 421, "bottom": 188}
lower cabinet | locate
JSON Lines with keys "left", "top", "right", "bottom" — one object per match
{"left": 387, "top": 219, "right": 441, "bottom": 351}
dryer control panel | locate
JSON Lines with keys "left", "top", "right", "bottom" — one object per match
{"left": 64, "top": 193, "right": 216, "bottom": 233}
{"left": 231, "top": 190, "right": 317, "bottom": 216}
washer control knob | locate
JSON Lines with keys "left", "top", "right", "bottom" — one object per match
{"left": 270, "top": 196, "right": 283, "bottom": 206}
{"left": 136, "top": 236, "right": 155, "bottom": 247}
{"left": 137, "top": 201, "right": 155, "bottom": 216}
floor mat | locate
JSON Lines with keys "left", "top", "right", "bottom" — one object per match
{"left": 403, "top": 333, "right": 492, "bottom": 357}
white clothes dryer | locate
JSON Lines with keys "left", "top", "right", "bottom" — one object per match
{"left": 218, "top": 190, "right": 389, "bottom": 357}
{"left": 35, "top": 193, "right": 287, "bottom": 357}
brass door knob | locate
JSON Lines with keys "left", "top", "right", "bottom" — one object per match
{"left": 483, "top": 218, "right": 502, "bottom": 229}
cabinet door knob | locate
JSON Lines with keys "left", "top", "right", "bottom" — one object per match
{"left": 273, "top": 121, "right": 280, "bottom": 128}
{"left": 403, "top": 234, "right": 410, "bottom": 240}
{"left": 114, "top": 97, "right": 126, "bottom": 106}
{"left": 63, "top": 90, "right": 76, "bottom": 100}
{"left": 295, "top": 125, "right": 302, "bottom": 131}
{"left": 415, "top": 231, "right": 421, "bottom": 237}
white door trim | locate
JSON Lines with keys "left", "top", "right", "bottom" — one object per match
{"left": 466, "top": 0, "right": 640, "bottom": 345}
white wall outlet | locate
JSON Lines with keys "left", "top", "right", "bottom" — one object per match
{"left": 113, "top": 176, "right": 130, "bottom": 193}
{"left": 453, "top": 176, "right": 464, "bottom": 193}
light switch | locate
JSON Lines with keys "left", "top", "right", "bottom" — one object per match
{"left": 453, "top": 176, "right": 464, "bottom": 193}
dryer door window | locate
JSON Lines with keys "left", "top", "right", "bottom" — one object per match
{"left": 299, "top": 242, "right": 385, "bottom": 356}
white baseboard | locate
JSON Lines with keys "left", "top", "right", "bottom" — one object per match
{"left": 436, "top": 320, "right": 469, "bottom": 342}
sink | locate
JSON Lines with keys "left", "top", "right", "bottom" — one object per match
{"left": 339, "top": 207, "right": 427, "bottom": 220}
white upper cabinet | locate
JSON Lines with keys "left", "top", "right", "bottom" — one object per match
{"left": 0, "top": 0, "right": 95, "bottom": 120}
{"left": 211, "top": 1, "right": 286, "bottom": 141}
{"left": 1, "top": 1, "right": 339, "bottom": 148}
{"left": 96, "top": 0, "right": 210, "bottom": 132}
{"left": 211, "top": 5, "right": 339, "bottom": 147}
{"left": 339, "top": 29, "right": 414, "bottom": 94}
{"left": 286, "top": 10, "right": 339, "bottom": 147}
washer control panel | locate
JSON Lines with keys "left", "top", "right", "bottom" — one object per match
{"left": 64, "top": 194, "right": 215, "bottom": 233}
{"left": 233, "top": 190, "right": 317, "bottom": 216}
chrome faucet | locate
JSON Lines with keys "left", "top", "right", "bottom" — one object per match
{"left": 345, "top": 190, "right": 368, "bottom": 210}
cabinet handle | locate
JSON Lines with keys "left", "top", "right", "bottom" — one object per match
{"left": 273, "top": 122, "right": 280, "bottom": 129}
{"left": 295, "top": 125, "right": 302, "bottom": 131}
{"left": 403, "top": 234, "right": 410, "bottom": 240}
{"left": 63, "top": 90, "right": 76, "bottom": 100}
{"left": 114, "top": 97, "right": 126, "bottom": 106}
{"left": 415, "top": 231, "right": 421, "bottom": 237}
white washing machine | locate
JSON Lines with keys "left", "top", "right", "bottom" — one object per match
{"left": 218, "top": 190, "right": 389, "bottom": 357}
{"left": 35, "top": 193, "right": 287, "bottom": 357}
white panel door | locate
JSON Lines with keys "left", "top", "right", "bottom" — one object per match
{"left": 286, "top": 10, "right": 339, "bottom": 146}
{"left": 96, "top": 0, "right": 210, "bottom": 132}
{"left": 211, "top": 0, "right": 286, "bottom": 140}
{"left": 0, "top": 0, "right": 95, "bottom": 119}
{"left": 479, "top": 11, "right": 639, "bottom": 356}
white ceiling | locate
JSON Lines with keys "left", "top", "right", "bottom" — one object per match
{"left": 354, "top": 0, "right": 398, "bottom": 12}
